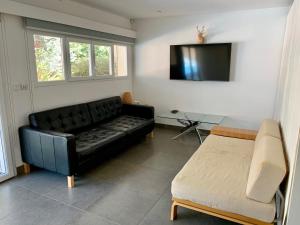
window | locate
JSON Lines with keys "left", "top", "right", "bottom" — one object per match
{"left": 94, "top": 44, "right": 112, "bottom": 76}
{"left": 114, "top": 45, "right": 128, "bottom": 77}
{"left": 30, "top": 31, "right": 129, "bottom": 84}
{"left": 33, "top": 34, "right": 64, "bottom": 82}
{"left": 69, "top": 41, "right": 92, "bottom": 78}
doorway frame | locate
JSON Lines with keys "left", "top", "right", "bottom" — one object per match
{"left": 0, "top": 13, "right": 16, "bottom": 182}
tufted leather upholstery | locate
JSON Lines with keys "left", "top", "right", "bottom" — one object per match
{"left": 88, "top": 96, "right": 123, "bottom": 124}
{"left": 19, "top": 96, "right": 155, "bottom": 178}
{"left": 76, "top": 127, "right": 125, "bottom": 156}
{"left": 122, "top": 104, "right": 154, "bottom": 119}
{"left": 19, "top": 127, "right": 77, "bottom": 176}
{"left": 101, "top": 115, "right": 154, "bottom": 134}
{"left": 29, "top": 104, "right": 92, "bottom": 133}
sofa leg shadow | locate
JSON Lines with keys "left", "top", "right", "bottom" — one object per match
{"left": 23, "top": 163, "right": 30, "bottom": 175}
{"left": 67, "top": 175, "right": 75, "bottom": 188}
{"left": 170, "top": 201, "right": 178, "bottom": 221}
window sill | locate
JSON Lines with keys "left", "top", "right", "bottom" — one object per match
{"left": 33, "top": 76, "right": 130, "bottom": 88}
{"left": 115, "top": 75, "right": 129, "bottom": 80}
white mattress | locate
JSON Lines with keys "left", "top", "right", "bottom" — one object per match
{"left": 171, "top": 135, "right": 276, "bottom": 223}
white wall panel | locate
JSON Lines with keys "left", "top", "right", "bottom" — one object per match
{"left": 134, "top": 8, "right": 288, "bottom": 128}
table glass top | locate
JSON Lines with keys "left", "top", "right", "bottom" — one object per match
{"left": 158, "top": 111, "right": 225, "bottom": 125}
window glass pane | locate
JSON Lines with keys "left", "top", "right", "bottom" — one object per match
{"left": 69, "top": 41, "right": 91, "bottom": 77}
{"left": 34, "top": 34, "right": 64, "bottom": 82}
{"left": 114, "top": 45, "right": 128, "bottom": 77}
{"left": 94, "top": 45, "right": 112, "bottom": 76}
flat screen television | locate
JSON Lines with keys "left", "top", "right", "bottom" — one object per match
{"left": 170, "top": 43, "right": 232, "bottom": 81}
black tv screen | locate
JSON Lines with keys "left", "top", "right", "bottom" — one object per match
{"left": 170, "top": 43, "right": 232, "bottom": 81}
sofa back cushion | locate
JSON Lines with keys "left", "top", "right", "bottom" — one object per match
{"left": 87, "top": 96, "right": 122, "bottom": 124}
{"left": 29, "top": 104, "right": 92, "bottom": 133}
{"left": 246, "top": 135, "right": 286, "bottom": 203}
{"left": 255, "top": 119, "right": 281, "bottom": 145}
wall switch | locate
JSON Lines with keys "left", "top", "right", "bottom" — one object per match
{"left": 20, "top": 84, "right": 29, "bottom": 91}
{"left": 13, "top": 84, "right": 29, "bottom": 91}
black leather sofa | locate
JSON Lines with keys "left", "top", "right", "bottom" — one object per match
{"left": 19, "top": 96, "right": 154, "bottom": 187}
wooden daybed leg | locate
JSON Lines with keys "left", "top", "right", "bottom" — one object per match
{"left": 23, "top": 163, "right": 30, "bottom": 174}
{"left": 67, "top": 175, "right": 75, "bottom": 188}
{"left": 170, "top": 201, "right": 178, "bottom": 221}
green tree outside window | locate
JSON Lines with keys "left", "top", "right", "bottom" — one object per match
{"left": 34, "top": 35, "right": 64, "bottom": 81}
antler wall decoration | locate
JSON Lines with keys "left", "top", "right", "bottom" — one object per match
{"left": 196, "top": 25, "right": 207, "bottom": 44}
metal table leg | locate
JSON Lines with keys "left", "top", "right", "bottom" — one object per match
{"left": 196, "top": 128, "right": 204, "bottom": 144}
{"left": 172, "top": 124, "right": 199, "bottom": 140}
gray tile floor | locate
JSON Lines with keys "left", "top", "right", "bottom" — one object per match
{"left": 0, "top": 127, "right": 236, "bottom": 225}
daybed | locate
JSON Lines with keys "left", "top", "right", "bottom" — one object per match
{"left": 171, "top": 119, "right": 286, "bottom": 225}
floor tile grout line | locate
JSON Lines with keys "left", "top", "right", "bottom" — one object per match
{"left": 8, "top": 175, "right": 174, "bottom": 225}
{"left": 7, "top": 165, "right": 182, "bottom": 223}
{"left": 45, "top": 193, "right": 122, "bottom": 225}
{"left": 136, "top": 185, "right": 171, "bottom": 225}
{"left": 118, "top": 159, "right": 177, "bottom": 178}
{"left": 7, "top": 169, "right": 179, "bottom": 224}
{"left": 115, "top": 153, "right": 185, "bottom": 176}
{"left": 10, "top": 183, "right": 122, "bottom": 225}
{"left": 40, "top": 190, "right": 123, "bottom": 225}
{"left": 4, "top": 128, "right": 199, "bottom": 225}
{"left": 11, "top": 169, "right": 171, "bottom": 205}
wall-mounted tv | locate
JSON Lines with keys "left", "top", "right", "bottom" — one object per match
{"left": 170, "top": 43, "right": 232, "bottom": 81}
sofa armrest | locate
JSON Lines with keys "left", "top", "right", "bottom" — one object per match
{"left": 210, "top": 126, "right": 257, "bottom": 140}
{"left": 122, "top": 104, "right": 154, "bottom": 119}
{"left": 19, "top": 126, "right": 77, "bottom": 176}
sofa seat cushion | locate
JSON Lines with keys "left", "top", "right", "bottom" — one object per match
{"left": 100, "top": 115, "right": 154, "bottom": 134}
{"left": 75, "top": 128, "right": 125, "bottom": 157}
{"left": 171, "top": 134, "right": 276, "bottom": 223}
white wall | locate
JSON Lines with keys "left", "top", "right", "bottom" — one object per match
{"left": 11, "top": 0, "right": 132, "bottom": 29}
{"left": 134, "top": 7, "right": 288, "bottom": 128}
{"left": 274, "top": 0, "right": 300, "bottom": 224}
{"left": 276, "top": 0, "right": 300, "bottom": 173}
{"left": 0, "top": 0, "right": 136, "bottom": 38}
{"left": 286, "top": 135, "right": 300, "bottom": 225}
{"left": 0, "top": 14, "right": 133, "bottom": 167}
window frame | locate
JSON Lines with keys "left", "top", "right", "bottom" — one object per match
{"left": 113, "top": 44, "right": 129, "bottom": 78}
{"left": 28, "top": 30, "right": 67, "bottom": 86}
{"left": 92, "top": 41, "right": 114, "bottom": 79}
{"left": 27, "top": 30, "right": 130, "bottom": 87}
{"left": 66, "top": 37, "right": 93, "bottom": 81}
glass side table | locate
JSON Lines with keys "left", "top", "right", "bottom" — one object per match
{"left": 158, "top": 111, "right": 225, "bottom": 143}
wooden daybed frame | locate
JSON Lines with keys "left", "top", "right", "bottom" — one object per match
{"left": 170, "top": 126, "right": 278, "bottom": 225}
{"left": 171, "top": 198, "right": 273, "bottom": 225}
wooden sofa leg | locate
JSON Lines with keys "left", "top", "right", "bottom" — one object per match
{"left": 148, "top": 131, "right": 154, "bottom": 138}
{"left": 170, "top": 201, "right": 178, "bottom": 221}
{"left": 67, "top": 175, "right": 75, "bottom": 188}
{"left": 23, "top": 163, "right": 30, "bottom": 174}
